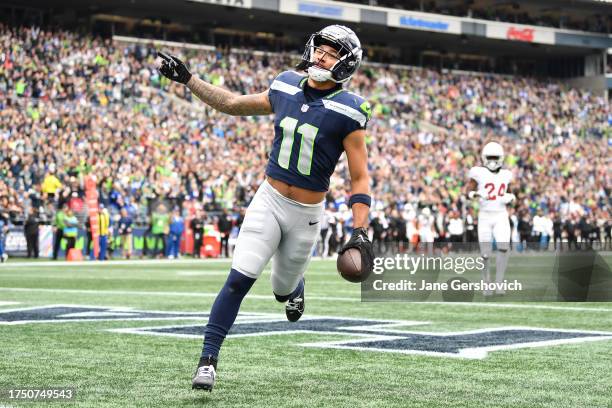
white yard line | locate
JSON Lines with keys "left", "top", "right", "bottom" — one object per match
{"left": 0, "top": 287, "right": 357, "bottom": 302}
{"left": 0, "top": 259, "right": 233, "bottom": 267}
{"left": 0, "top": 287, "right": 611, "bottom": 312}
{"left": 0, "top": 257, "right": 337, "bottom": 267}
{"left": 424, "top": 301, "right": 612, "bottom": 313}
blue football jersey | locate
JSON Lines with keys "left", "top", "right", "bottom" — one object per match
{"left": 266, "top": 71, "right": 371, "bottom": 192}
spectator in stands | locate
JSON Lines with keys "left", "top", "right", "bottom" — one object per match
{"left": 217, "top": 208, "right": 232, "bottom": 258}
{"left": 565, "top": 215, "right": 578, "bottom": 250}
{"left": 52, "top": 204, "right": 67, "bottom": 260}
{"left": 117, "top": 207, "right": 134, "bottom": 259}
{"left": 167, "top": 207, "right": 184, "bottom": 259}
{"left": 604, "top": 220, "right": 611, "bottom": 250}
{"left": 62, "top": 207, "right": 79, "bottom": 257}
{"left": 552, "top": 212, "right": 563, "bottom": 250}
{"left": 86, "top": 216, "right": 95, "bottom": 260}
{"left": 24, "top": 207, "right": 40, "bottom": 258}
{"left": 190, "top": 209, "right": 206, "bottom": 258}
{"left": 141, "top": 213, "right": 153, "bottom": 259}
{"left": 41, "top": 164, "right": 62, "bottom": 203}
{"left": 98, "top": 204, "right": 111, "bottom": 260}
{"left": 150, "top": 204, "right": 169, "bottom": 258}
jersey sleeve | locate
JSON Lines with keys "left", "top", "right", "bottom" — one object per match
{"left": 267, "top": 72, "right": 284, "bottom": 114}
{"left": 467, "top": 167, "right": 480, "bottom": 182}
{"left": 267, "top": 71, "right": 304, "bottom": 114}
{"left": 328, "top": 93, "right": 372, "bottom": 138}
{"left": 353, "top": 98, "right": 371, "bottom": 131}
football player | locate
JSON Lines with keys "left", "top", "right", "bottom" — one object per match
{"left": 157, "top": 25, "right": 374, "bottom": 391}
{"left": 466, "top": 142, "right": 514, "bottom": 296}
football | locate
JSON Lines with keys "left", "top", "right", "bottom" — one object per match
{"left": 337, "top": 248, "right": 365, "bottom": 283}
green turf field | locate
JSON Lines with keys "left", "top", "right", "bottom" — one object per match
{"left": 1, "top": 258, "right": 611, "bottom": 408}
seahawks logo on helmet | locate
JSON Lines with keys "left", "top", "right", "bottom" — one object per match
{"left": 296, "top": 25, "right": 363, "bottom": 84}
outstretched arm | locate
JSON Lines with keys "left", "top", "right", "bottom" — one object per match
{"left": 186, "top": 76, "right": 272, "bottom": 116}
{"left": 157, "top": 51, "right": 272, "bottom": 116}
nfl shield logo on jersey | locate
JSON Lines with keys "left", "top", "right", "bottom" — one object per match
{"left": 301, "top": 104, "right": 309, "bottom": 112}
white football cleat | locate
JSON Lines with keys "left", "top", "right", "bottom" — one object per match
{"left": 192, "top": 357, "right": 217, "bottom": 392}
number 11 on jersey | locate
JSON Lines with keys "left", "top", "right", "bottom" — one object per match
{"left": 278, "top": 116, "right": 319, "bottom": 176}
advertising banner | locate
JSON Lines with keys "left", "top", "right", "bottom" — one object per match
{"left": 486, "top": 22, "right": 555, "bottom": 45}
{"left": 280, "top": 0, "right": 360, "bottom": 22}
{"left": 388, "top": 10, "right": 461, "bottom": 34}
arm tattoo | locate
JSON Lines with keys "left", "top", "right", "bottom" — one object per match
{"left": 187, "top": 76, "right": 271, "bottom": 116}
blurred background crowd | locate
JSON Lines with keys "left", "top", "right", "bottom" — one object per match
{"left": 0, "top": 24, "right": 610, "bottom": 259}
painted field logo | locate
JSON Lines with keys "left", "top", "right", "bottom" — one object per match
{"left": 0, "top": 305, "right": 209, "bottom": 324}
{"left": 2, "top": 305, "right": 612, "bottom": 359}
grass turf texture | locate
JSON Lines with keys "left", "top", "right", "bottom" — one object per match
{"left": 0, "top": 258, "right": 611, "bottom": 408}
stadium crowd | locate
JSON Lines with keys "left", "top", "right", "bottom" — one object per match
{"left": 0, "top": 24, "right": 610, "bottom": 259}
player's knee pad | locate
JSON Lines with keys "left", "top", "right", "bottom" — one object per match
{"left": 231, "top": 211, "right": 281, "bottom": 279}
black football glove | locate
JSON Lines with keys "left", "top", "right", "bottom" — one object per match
{"left": 157, "top": 51, "right": 192, "bottom": 85}
{"left": 339, "top": 227, "right": 374, "bottom": 279}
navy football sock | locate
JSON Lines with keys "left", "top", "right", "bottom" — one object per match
{"left": 201, "top": 268, "right": 256, "bottom": 359}
{"left": 291, "top": 278, "right": 304, "bottom": 298}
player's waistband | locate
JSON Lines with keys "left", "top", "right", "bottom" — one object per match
{"left": 262, "top": 179, "right": 325, "bottom": 209}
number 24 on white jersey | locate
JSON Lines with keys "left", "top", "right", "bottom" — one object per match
{"left": 468, "top": 166, "right": 513, "bottom": 212}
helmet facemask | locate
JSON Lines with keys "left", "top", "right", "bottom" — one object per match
{"left": 296, "top": 26, "right": 362, "bottom": 84}
{"left": 306, "top": 41, "right": 340, "bottom": 83}
{"left": 484, "top": 155, "right": 503, "bottom": 171}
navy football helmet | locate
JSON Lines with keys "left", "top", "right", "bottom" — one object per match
{"left": 296, "top": 25, "right": 363, "bottom": 84}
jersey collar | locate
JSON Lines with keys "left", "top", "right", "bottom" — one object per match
{"left": 301, "top": 78, "right": 343, "bottom": 102}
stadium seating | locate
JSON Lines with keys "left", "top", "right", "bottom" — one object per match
{"left": 0, "top": 24, "right": 609, "bottom": 254}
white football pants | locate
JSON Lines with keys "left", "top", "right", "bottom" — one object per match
{"left": 478, "top": 210, "right": 511, "bottom": 257}
{"left": 232, "top": 179, "right": 323, "bottom": 296}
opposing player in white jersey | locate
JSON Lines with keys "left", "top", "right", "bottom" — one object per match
{"left": 467, "top": 142, "right": 515, "bottom": 296}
